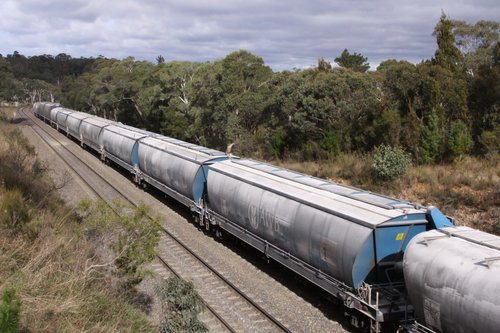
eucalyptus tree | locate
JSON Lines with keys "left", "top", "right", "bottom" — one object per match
{"left": 142, "top": 61, "right": 200, "bottom": 139}
{"left": 0, "top": 58, "right": 22, "bottom": 101}
{"left": 21, "top": 78, "right": 57, "bottom": 104}
{"left": 90, "top": 57, "right": 154, "bottom": 125}
{"left": 431, "top": 13, "right": 471, "bottom": 159}
{"left": 271, "top": 65, "right": 381, "bottom": 159}
{"left": 376, "top": 60, "right": 426, "bottom": 158}
{"left": 187, "top": 60, "right": 226, "bottom": 148}
{"left": 188, "top": 50, "right": 274, "bottom": 153}
{"left": 451, "top": 19, "right": 499, "bottom": 75}
{"left": 451, "top": 19, "right": 500, "bottom": 154}
{"left": 469, "top": 43, "right": 500, "bottom": 154}
{"left": 219, "top": 50, "right": 273, "bottom": 134}
{"left": 334, "top": 49, "right": 370, "bottom": 73}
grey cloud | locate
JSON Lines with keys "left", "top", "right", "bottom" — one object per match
{"left": 0, "top": 0, "right": 498, "bottom": 70}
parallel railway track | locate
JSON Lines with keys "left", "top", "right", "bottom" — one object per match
{"left": 21, "top": 107, "right": 292, "bottom": 333}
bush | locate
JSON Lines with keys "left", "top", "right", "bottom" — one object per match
{"left": 114, "top": 203, "right": 161, "bottom": 290}
{"left": 420, "top": 112, "right": 443, "bottom": 164}
{"left": 479, "top": 127, "right": 500, "bottom": 156}
{"left": 319, "top": 129, "right": 340, "bottom": 157}
{"left": 77, "top": 200, "right": 161, "bottom": 291}
{"left": 334, "top": 153, "right": 374, "bottom": 186}
{"left": 298, "top": 140, "right": 326, "bottom": 161}
{"left": 269, "top": 128, "right": 286, "bottom": 159}
{"left": 448, "top": 120, "right": 472, "bottom": 158}
{"left": 0, "top": 189, "right": 30, "bottom": 233}
{"left": 372, "top": 145, "right": 412, "bottom": 180}
{"left": 0, "top": 126, "right": 58, "bottom": 209}
{"left": 156, "top": 277, "right": 207, "bottom": 333}
{"left": 0, "top": 289, "right": 21, "bottom": 333}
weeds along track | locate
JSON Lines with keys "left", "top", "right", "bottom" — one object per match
{"left": 21, "top": 107, "right": 292, "bottom": 333}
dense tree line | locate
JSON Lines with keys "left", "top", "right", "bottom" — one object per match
{"left": 0, "top": 52, "right": 96, "bottom": 103}
{"left": 1, "top": 15, "right": 498, "bottom": 163}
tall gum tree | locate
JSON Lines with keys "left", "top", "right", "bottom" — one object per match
{"left": 431, "top": 13, "right": 470, "bottom": 134}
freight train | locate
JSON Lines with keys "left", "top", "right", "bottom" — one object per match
{"left": 32, "top": 102, "right": 500, "bottom": 333}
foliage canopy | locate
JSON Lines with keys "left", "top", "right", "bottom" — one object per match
{"left": 1, "top": 14, "right": 498, "bottom": 163}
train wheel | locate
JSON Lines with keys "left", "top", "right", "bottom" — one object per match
{"left": 215, "top": 228, "right": 223, "bottom": 239}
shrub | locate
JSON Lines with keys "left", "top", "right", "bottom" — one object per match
{"left": 77, "top": 200, "right": 161, "bottom": 291}
{"left": 0, "top": 189, "right": 30, "bottom": 233}
{"left": 300, "top": 140, "right": 325, "bottom": 161}
{"left": 479, "top": 127, "right": 500, "bottom": 156}
{"left": 334, "top": 152, "right": 374, "bottom": 186}
{"left": 420, "top": 112, "right": 443, "bottom": 164}
{"left": 0, "top": 126, "right": 57, "bottom": 209}
{"left": 156, "top": 277, "right": 207, "bottom": 333}
{"left": 113, "top": 203, "right": 161, "bottom": 290}
{"left": 269, "top": 129, "right": 286, "bottom": 159}
{"left": 372, "top": 145, "right": 412, "bottom": 180}
{"left": 448, "top": 120, "right": 472, "bottom": 158}
{"left": 0, "top": 288, "right": 21, "bottom": 333}
{"left": 319, "top": 129, "right": 340, "bottom": 157}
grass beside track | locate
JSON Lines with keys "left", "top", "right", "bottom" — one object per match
{"left": 278, "top": 152, "right": 500, "bottom": 235}
{"left": 0, "top": 108, "right": 155, "bottom": 332}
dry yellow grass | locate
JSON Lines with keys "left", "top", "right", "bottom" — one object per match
{"left": 279, "top": 154, "right": 500, "bottom": 235}
{"left": 0, "top": 105, "right": 18, "bottom": 120}
{"left": 399, "top": 156, "right": 499, "bottom": 234}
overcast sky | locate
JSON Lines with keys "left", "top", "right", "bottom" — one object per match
{"left": 1, "top": 0, "right": 498, "bottom": 71}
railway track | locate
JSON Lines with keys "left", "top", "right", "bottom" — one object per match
{"left": 21, "top": 107, "right": 292, "bottom": 333}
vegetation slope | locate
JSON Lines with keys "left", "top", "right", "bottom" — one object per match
{"left": 0, "top": 107, "right": 206, "bottom": 332}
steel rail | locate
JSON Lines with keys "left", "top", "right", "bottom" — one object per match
{"left": 23, "top": 107, "right": 291, "bottom": 333}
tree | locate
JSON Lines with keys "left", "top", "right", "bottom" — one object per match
{"left": 156, "top": 55, "right": 165, "bottom": 65}
{"left": 420, "top": 111, "right": 444, "bottom": 164}
{"left": 319, "top": 128, "right": 340, "bottom": 156}
{"left": 271, "top": 66, "right": 380, "bottom": 158}
{"left": 469, "top": 42, "right": 500, "bottom": 154}
{"left": 448, "top": 120, "right": 473, "bottom": 158}
{"left": 90, "top": 57, "right": 155, "bottom": 124}
{"left": 317, "top": 58, "right": 332, "bottom": 71}
{"left": 4, "top": 51, "right": 96, "bottom": 85}
{"left": 214, "top": 50, "right": 274, "bottom": 153}
{"left": 187, "top": 61, "right": 226, "bottom": 148}
{"left": 0, "top": 58, "right": 21, "bottom": 101}
{"left": 376, "top": 60, "right": 426, "bottom": 157}
{"left": 22, "top": 78, "right": 58, "bottom": 103}
{"left": 377, "top": 60, "right": 422, "bottom": 116}
{"left": 451, "top": 20, "right": 500, "bottom": 75}
{"left": 371, "top": 106, "right": 402, "bottom": 148}
{"left": 140, "top": 61, "right": 200, "bottom": 139}
{"left": 433, "top": 12, "right": 465, "bottom": 73}
{"left": 334, "top": 49, "right": 370, "bottom": 72}
{"left": 431, "top": 13, "right": 471, "bottom": 132}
